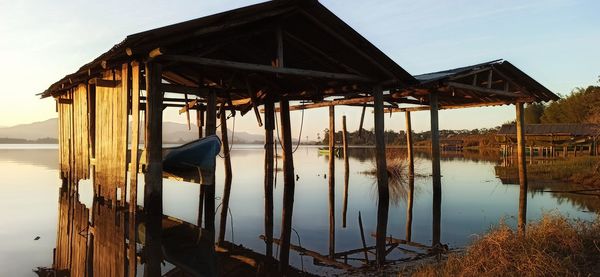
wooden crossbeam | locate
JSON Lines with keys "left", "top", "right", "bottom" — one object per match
{"left": 260, "top": 96, "right": 421, "bottom": 112}
{"left": 386, "top": 100, "right": 518, "bottom": 113}
{"left": 158, "top": 54, "right": 375, "bottom": 83}
{"left": 447, "top": 82, "right": 522, "bottom": 98}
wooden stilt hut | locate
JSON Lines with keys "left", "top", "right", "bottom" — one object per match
{"left": 40, "top": 0, "right": 417, "bottom": 273}
{"left": 40, "top": 0, "right": 558, "bottom": 274}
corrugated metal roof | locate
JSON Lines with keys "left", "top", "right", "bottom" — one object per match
{"left": 497, "top": 124, "right": 600, "bottom": 136}
{"left": 414, "top": 60, "right": 502, "bottom": 82}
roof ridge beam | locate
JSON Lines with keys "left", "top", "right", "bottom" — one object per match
{"left": 157, "top": 54, "right": 375, "bottom": 82}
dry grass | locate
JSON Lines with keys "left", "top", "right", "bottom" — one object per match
{"left": 362, "top": 155, "right": 413, "bottom": 204}
{"left": 413, "top": 214, "right": 600, "bottom": 277}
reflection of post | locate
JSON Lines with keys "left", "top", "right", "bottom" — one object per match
{"left": 516, "top": 103, "right": 528, "bottom": 234}
{"left": 430, "top": 91, "right": 441, "bottom": 246}
{"left": 218, "top": 104, "right": 233, "bottom": 244}
{"left": 328, "top": 106, "right": 336, "bottom": 258}
{"left": 263, "top": 97, "right": 275, "bottom": 258}
{"left": 405, "top": 111, "right": 414, "bottom": 176}
{"left": 373, "top": 85, "right": 389, "bottom": 266}
{"left": 203, "top": 90, "right": 217, "bottom": 244}
{"left": 405, "top": 175, "right": 415, "bottom": 242}
{"left": 197, "top": 104, "right": 205, "bottom": 228}
{"left": 278, "top": 99, "right": 296, "bottom": 273}
{"left": 128, "top": 61, "right": 140, "bottom": 277}
{"left": 143, "top": 61, "right": 163, "bottom": 276}
{"left": 342, "top": 115, "right": 349, "bottom": 228}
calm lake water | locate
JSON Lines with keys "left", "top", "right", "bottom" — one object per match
{"left": 0, "top": 145, "right": 596, "bottom": 276}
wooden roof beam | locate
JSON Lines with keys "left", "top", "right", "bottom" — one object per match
{"left": 261, "top": 95, "right": 417, "bottom": 112}
{"left": 446, "top": 82, "right": 523, "bottom": 98}
{"left": 157, "top": 54, "right": 375, "bottom": 83}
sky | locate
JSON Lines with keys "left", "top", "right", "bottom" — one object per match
{"left": 1, "top": 0, "right": 599, "bottom": 140}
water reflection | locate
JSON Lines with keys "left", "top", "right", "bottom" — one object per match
{"left": 0, "top": 146, "right": 592, "bottom": 276}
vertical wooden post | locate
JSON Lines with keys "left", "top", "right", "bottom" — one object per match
{"left": 218, "top": 104, "right": 233, "bottom": 245}
{"left": 405, "top": 111, "right": 414, "bottom": 176}
{"left": 342, "top": 115, "right": 349, "bottom": 228}
{"left": 263, "top": 96, "right": 275, "bottom": 258}
{"left": 143, "top": 61, "right": 163, "bottom": 277}
{"left": 196, "top": 105, "right": 205, "bottom": 228}
{"left": 373, "top": 85, "right": 389, "bottom": 266}
{"left": 278, "top": 99, "right": 296, "bottom": 273}
{"left": 430, "top": 91, "right": 442, "bottom": 247}
{"left": 127, "top": 61, "right": 140, "bottom": 277}
{"left": 203, "top": 90, "right": 217, "bottom": 244}
{"left": 405, "top": 175, "right": 415, "bottom": 242}
{"left": 516, "top": 103, "right": 528, "bottom": 234}
{"left": 328, "top": 106, "right": 336, "bottom": 258}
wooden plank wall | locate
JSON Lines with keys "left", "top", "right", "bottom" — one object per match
{"left": 92, "top": 201, "right": 126, "bottom": 276}
{"left": 53, "top": 188, "right": 90, "bottom": 277}
{"left": 57, "top": 93, "right": 73, "bottom": 179}
{"left": 57, "top": 84, "right": 90, "bottom": 181}
{"left": 94, "top": 69, "right": 129, "bottom": 199}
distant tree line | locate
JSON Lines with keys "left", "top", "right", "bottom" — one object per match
{"left": 320, "top": 127, "right": 500, "bottom": 147}
{"left": 525, "top": 83, "right": 600, "bottom": 124}
{"left": 0, "top": 137, "right": 58, "bottom": 144}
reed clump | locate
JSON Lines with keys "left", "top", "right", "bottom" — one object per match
{"left": 412, "top": 213, "right": 600, "bottom": 277}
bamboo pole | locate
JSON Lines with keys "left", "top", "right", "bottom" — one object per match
{"left": 405, "top": 111, "right": 414, "bottom": 176}
{"left": 263, "top": 96, "right": 275, "bottom": 258}
{"left": 328, "top": 106, "right": 336, "bottom": 258}
{"left": 430, "top": 91, "right": 441, "bottom": 247}
{"left": 342, "top": 115, "right": 349, "bottom": 228}
{"left": 373, "top": 85, "right": 389, "bottom": 266}
{"left": 278, "top": 99, "right": 296, "bottom": 273}
{"left": 127, "top": 61, "right": 140, "bottom": 277}
{"left": 203, "top": 90, "right": 217, "bottom": 244}
{"left": 218, "top": 104, "right": 233, "bottom": 245}
{"left": 516, "top": 103, "right": 528, "bottom": 234}
{"left": 143, "top": 61, "right": 163, "bottom": 277}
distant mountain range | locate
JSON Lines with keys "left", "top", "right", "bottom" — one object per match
{"left": 0, "top": 118, "right": 264, "bottom": 144}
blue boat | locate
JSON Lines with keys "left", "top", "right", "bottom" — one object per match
{"left": 163, "top": 135, "right": 222, "bottom": 175}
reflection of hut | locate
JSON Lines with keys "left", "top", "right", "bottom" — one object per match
{"left": 496, "top": 124, "right": 600, "bottom": 157}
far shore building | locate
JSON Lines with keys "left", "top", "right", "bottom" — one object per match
{"left": 496, "top": 123, "right": 600, "bottom": 157}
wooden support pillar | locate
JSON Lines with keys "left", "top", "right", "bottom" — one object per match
{"left": 278, "top": 99, "right": 296, "bottom": 273}
{"left": 263, "top": 96, "right": 275, "bottom": 258}
{"left": 197, "top": 105, "right": 206, "bottom": 228}
{"left": 328, "top": 106, "right": 336, "bottom": 258}
{"left": 143, "top": 61, "right": 163, "bottom": 277}
{"left": 516, "top": 103, "right": 528, "bottom": 234}
{"left": 203, "top": 90, "right": 217, "bottom": 244}
{"left": 405, "top": 111, "right": 414, "bottom": 176}
{"left": 218, "top": 104, "right": 233, "bottom": 245}
{"left": 373, "top": 85, "right": 389, "bottom": 266}
{"left": 128, "top": 61, "right": 140, "bottom": 277}
{"left": 405, "top": 175, "right": 415, "bottom": 242}
{"left": 342, "top": 115, "right": 349, "bottom": 228}
{"left": 574, "top": 145, "right": 578, "bottom": 157}
{"left": 430, "top": 91, "right": 442, "bottom": 247}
